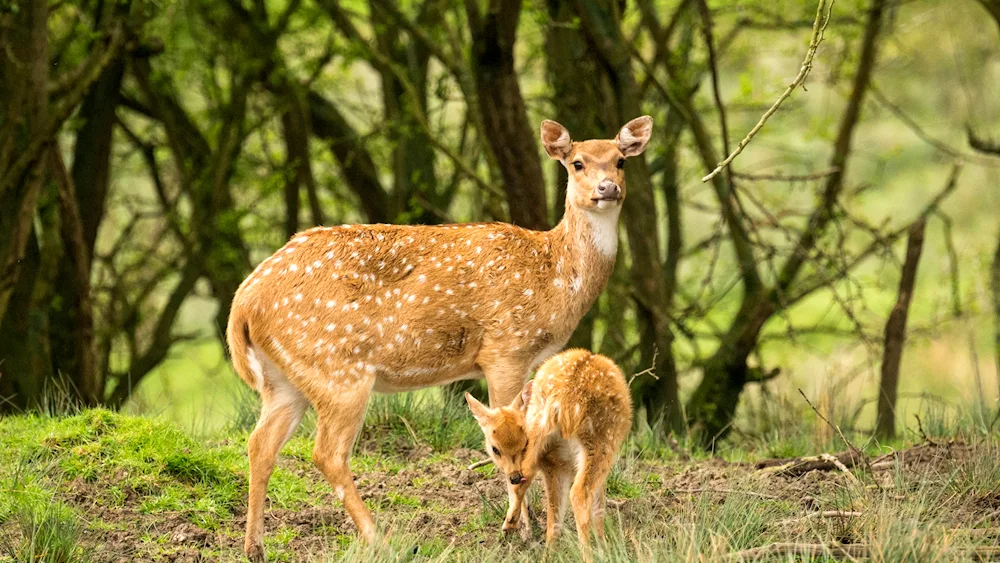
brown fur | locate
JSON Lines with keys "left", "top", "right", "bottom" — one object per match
{"left": 466, "top": 349, "right": 633, "bottom": 558}
{"left": 226, "top": 118, "right": 651, "bottom": 560}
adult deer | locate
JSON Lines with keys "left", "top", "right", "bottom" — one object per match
{"left": 227, "top": 116, "right": 652, "bottom": 561}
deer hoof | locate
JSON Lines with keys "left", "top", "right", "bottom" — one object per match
{"left": 245, "top": 541, "right": 266, "bottom": 563}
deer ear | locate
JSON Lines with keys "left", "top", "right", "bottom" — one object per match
{"left": 541, "top": 120, "right": 572, "bottom": 160}
{"left": 465, "top": 392, "right": 492, "bottom": 423}
{"left": 511, "top": 380, "right": 533, "bottom": 412}
{"left": 616, "top": 116, "right": 653, "bottom": 157}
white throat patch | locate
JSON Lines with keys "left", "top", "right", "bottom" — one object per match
{"left": 586, "top": 208, "right": 620, "bottom": 257}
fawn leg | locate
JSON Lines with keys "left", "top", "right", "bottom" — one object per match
{"left": 541, "top": 463, "right": 572, "bottom": 549}
{"left": 484, "top": 359, "right": 533, "bottom": 539}
{"left": 503, "top": 477, "right": 532, "bottom": 533}
{"left": 571, "top": 448, "right": 614, "bottom": 561}
{"left": 244, "top": 363, "right": 308, "bottom": 562}
{"left": 592, "top": 487, "right": 607, "bottom": 541}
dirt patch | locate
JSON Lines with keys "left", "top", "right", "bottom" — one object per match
{"left": 24, "top": 439, "right": 998, "bottom": 561}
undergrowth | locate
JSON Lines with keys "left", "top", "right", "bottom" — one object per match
{"left": 0, "top": 394, "right": 996, "bottom": 561}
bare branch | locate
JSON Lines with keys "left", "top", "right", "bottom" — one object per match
{"left": 701, "top": 0, "right": 834, "bottom": 182}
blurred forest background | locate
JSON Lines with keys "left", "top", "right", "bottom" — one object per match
{"left": 2, "top": 0, "right": 999, "bottom": 444}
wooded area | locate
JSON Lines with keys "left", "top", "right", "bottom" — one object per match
{"left": 1, "top": 0, "right": 998, "bottom": 443}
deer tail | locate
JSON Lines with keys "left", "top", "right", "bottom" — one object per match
{"left": 226, "top": 306, "right": 262, "bottom": 393}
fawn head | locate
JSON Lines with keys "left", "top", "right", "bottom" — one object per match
{"left": 540, "top": 116, "right": 653, "bottom": 214}
{"left": 465, "top": 383, "right": 534, "bottom": 485}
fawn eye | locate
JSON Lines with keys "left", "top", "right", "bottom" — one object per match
{"left": 617, "top": 158, "right": 626, "bottom": 169}
{"left": 492, "top": 446, "right": 501, "bottom": 457}
{"left": 572, "top": 161, "right": 583, "bottom": 171}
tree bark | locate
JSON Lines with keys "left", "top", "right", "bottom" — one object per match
{"left": 545, "top": 0, "right": 609, "bottom": 351}
{"left": 0, "top": 0, "right": 50, "bottom": 323}
{"left": 570, "top": 0, "right": 683, "bottom": 433}
{"left": 47, "top": 20, "right": 126, "bottom": 403}
{"left": 49, "top": 148, "right": 101, "bottom": 406}
{"left": 281, "top": 109, "right": 303, "bottom": 239}
{"left": 467, "top": 0, "right": 548, "bottom": 230}
{"left": 371, "top": 0, "right": 440, "bottom": 224}
{"left": 876, "top": 219, "right": 926, "bottom": 440}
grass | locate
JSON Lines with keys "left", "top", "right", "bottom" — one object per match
{"left": 0, "top": 395, "right": 998, "bottom": 562}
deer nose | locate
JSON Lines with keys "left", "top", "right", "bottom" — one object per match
{"left": 597, "top": 179, "right": 620, "bottom": 198}
{"left": 509, "top": 472, "right": 524, "bottom": 485}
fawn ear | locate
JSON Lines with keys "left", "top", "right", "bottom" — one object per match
{"left": 512, "top": 380, "right": 533, "bottom": 412}
{"left": 616, "top": 116, "right": 653, "bottom": 157}
{"left": 541, "top": 120, "right": 572, "bottom": 160}
{"left": 465, "top": 392, "right": 492, "bottom": 423}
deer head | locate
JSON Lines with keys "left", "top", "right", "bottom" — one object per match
{"left": 465, "top": 383, "right": 533, "bottom": 485}
{"left": 540, "top": 116, "right": 653, "bottom": 214}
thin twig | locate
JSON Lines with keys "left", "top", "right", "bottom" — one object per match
{"left": 798, "top": 389, "right": 861, "bottom": 459}
{"left": 628, "top": 347, "right": 659, "bottom": 386}
{"left": 672, "top": 488, "right": 780, "bottom": 500}
{"left": 467, "top": 459, "right": 493, "bottom": 471}
{"left": 914, "top": 414, "right": 935, "bottom": 445}
{"left": 819, "top": 453, "right": 861, "bottom": 487}
{"left": 728, "top": 542, "right": 869, "bottom": 560}
{"left": 701, "top": 0, "right": 834, "bottom": 182}
{"left": 732, "top": 167, "right": 840, "bottom": 182}
{"left": 777, "top": 511, "right": 862, "bottom": 525}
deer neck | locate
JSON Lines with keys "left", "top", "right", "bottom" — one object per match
{"left": 546, "top": 197, "right": 619, "bottom": 306}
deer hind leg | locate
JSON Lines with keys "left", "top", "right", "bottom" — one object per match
{"left": 244, "top": 348, "right": 309, "bottom": 562}
{"left": 570, "top": 446, "right": 614, "bottom": 561}
{"left": 592, "top": 487, "right": 607, "bottom": 541}
{"left": 540, "top": 460, "right": 573, "bottom": 549}
{"left": 311, "top": 377, "right": 376, "bottom": 541}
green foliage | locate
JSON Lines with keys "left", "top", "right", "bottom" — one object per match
{"left": 0, "top": 402, "right": 998, "bottom": 560}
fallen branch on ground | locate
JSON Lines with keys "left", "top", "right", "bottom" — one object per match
{"left": 729, "top": 543, "right": 1000, "bottom": 561}
{"left": 673, "top": 488, "right": 781, "bottom": 500}
{"left": 777, "top": 511, "right": 862, "bottom": 526}
{"left": 756, "top": 450, "right": 865, "bottom": 477}
{"left": 467, "top": 459, "right": 493, "bottom": 470}
{"left": 820, "top": 452, "right": 862, "bottom": 487}
{"left": 728, "top": 542, "right": 869, "bottom": 560}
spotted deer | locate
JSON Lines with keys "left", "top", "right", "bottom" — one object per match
{"left": 465, "top": 349, "right": 633, "bottom": 558}
{"left": 226, "top": 117, "right": 652, "bottom": 561}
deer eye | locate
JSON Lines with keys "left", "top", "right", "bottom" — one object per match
{"left": 572, "top": 161, "right": 583, "bottom": 171}
{"left": 492, "top": 446, "right": 501, "bottom": 457}
{"left": 617, "top": 158, "right": 625, "bottom": 169}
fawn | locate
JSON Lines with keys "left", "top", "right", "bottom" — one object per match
{"left": 226, "top": 117, "right": 651, "bottom": 561}
{"left": 466, "top": 349, "right": 633, "bottom": 556}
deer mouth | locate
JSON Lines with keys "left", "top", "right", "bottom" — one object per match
{"left": 591, "top": 196, "right": 622, "bottom": 203}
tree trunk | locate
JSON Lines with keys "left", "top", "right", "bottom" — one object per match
{"left": 876, "top": 219, "right": 926, "bottom": 440}
{"left": 684, "top": 0, "right": 887, "bottom": 444}
{"left": 569, "top": 0, "right": 683, "bottom": 432}
{"left": 371, "top": 0, "right": 440, "bottom": 225}
{"left": 50, "top": 148, "right": 101, "bottom": 406}
{"left": 0, "top": 0, "right": 49, "bottom": 322}
{"left": 307, "top": 90, "right": 392, "bottom": 223}
{"left": 467, "top": 0, "right": 548, "bottom": 230}
{"left": 545, "top": 0, "right": 609, "bottom": 351}
{"left": 282, "top": 110, "right": 302, "bottom": 238}
{"left": 686, "top": 297, "right": 775, "bottom": 442}
{"left": 48, "top": 35, "right": 125, "bottom": 404}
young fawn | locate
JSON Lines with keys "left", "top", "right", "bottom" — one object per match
{"left": 226, "top": 117, "right": 651, "bottom": 561}
{"left": 466, "top": 349, "right": 633, "bottom": 556}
